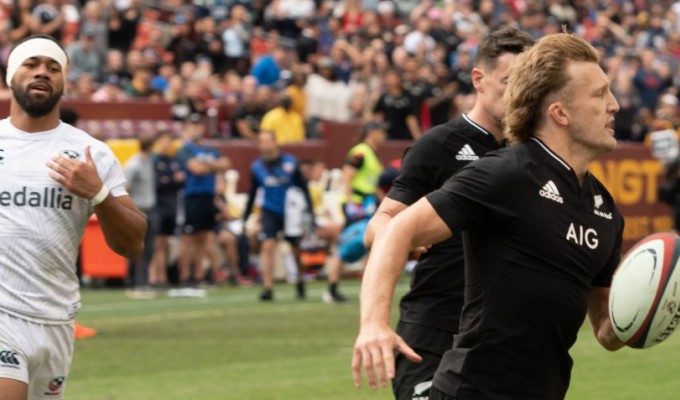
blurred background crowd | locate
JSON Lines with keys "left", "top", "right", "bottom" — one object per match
{"left": 3, "top": 0, "right": 680, "bottom": 302}
{"left": 0, "top": 0, "right": 679, "bottom": 142}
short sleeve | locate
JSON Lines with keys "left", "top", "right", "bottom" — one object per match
{"left": 426, "top": 153, "right": 528, "bottom": 234}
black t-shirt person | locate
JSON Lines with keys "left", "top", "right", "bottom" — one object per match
{"left": 427, "top": 138, "right": 624, "bottom": 400}
{"left": 388, "top": 115, "right": 503, "bottom": 355}
{"left": 373, "top": 91, "right": 418, "bottom": 140}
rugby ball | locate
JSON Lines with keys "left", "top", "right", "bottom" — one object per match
{"left": 609, "top": 232, "right": 680, "bottom": 348}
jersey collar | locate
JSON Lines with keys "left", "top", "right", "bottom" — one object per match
{"left": 530, "top": 137, "right": 572, "bottom": 171}
{"left": 462, "top": 114, "right": 492, "bottom": 136}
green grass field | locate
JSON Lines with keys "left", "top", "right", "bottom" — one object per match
{"left": 68, "top": 279, "right": 680, "bottom": 400}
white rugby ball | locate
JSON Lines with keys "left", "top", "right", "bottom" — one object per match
{"left": 609, "top": 232, "right": 680, "bottom": 349}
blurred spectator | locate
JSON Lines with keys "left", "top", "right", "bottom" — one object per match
{"left": 91, "top": 74, "right": 129, "bottom": 102}
{"left": 176, "top": 113, "right": 231, "bottom": 287}
{"left": 325, "top": 121, "right": 387, "bottom": 303}
{"left": 102, "top": 48, "right": 132, "bottom": 86}
{"left": 66, "top": 27, "right": 104, "bottom": 82}
{"left": 633, "top": 48, "right": 673, "bottom": 115}
{"left": 108, "top": 0, "right": 142, "bottom": 52}
{"left": 260, "top": 94, "right": 306, "bottom": 144}
{"left": 304, "top": 56, "right": 352, "bottom": 138}
{"left": 79, "top": 0, "right": 109, "bottom": 55}
{"left": 341, "top": 121, "right": 385, "bottom": 226}
{"left": 68, "top": 72, "right": 97, "bottom": 100}
{"left": 231, "top": 84, "right": 271, "bottom": 139}
{"left": 140, "top": 25, "right": 174, "bottom": 70}
{"left": 425, "top": 61, "right": 457, "bottom": 127}
{"left": 242, "top": 130, "right": 314, "bottom": 301}
{"left": 285, "top": 67, "right": 307, "bottom": 117}
{"left": 221, "top": 4, "right": 251, "bottom": 75}
{"left": 295, "top": 17, "right": 319, "bottom": 64}
{"left": 250, "top": 46, "right": 287, "bottom": 86}
{"left": 9, "top": 0, "right": 37, "bottom": 42}
{"left": 403, "top": 16, "right": 435, "bottom": 59}
{"left": 167, "top": 13, "right": 198, "bottom": 68}
{"left": 264, "top": 0, "right": 315, "bottom": 39}
{"left": 124, "top": 133, "right": 158, "bottom": 298}
{"left": 195, "top": 16, "right": 225, "bottom": 74}
{"left": 372, "top": 68, "right": 421, "bottom": 140}
{"left": 125, "top": 67, "right": 155, "bottom": 98}
{"left": 402, "top": 56, "right": 432, "bottom": 128}
{"left": 32, "top": 0, "right": 65, "bottom": 42}
{"left": 333, "top": 0, "right": 363, "bottom": 35}
{"left": 150, "top": 62, "right": 176, "bottom": 92}
{"left": 148, "top": 132, "right": 185, "bottom": 288}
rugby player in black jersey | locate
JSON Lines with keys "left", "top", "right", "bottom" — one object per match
{"left": 357, "top": 27, "right": 534, "bottom": 400}
{"left": 353, "top": 32, "right": 625, "bottom": 400}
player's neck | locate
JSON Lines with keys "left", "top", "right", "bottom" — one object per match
{"left": 534, "top": 130, "right": 591, "bottom": 184}
{"left": 9, "top": 104, "right": 60, "bottom": 133}
{"left": 466, "top": 108, "right": 503, "bottom": 142}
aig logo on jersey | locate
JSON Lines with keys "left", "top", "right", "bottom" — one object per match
{"left": 539, "top": 180, "right": 564, "bottom": 204}
{"left": 567, "top": 223, "right": 599, "bottom": 249}
{"left": 60, "top": 149, "right": 81, "bottom": 160}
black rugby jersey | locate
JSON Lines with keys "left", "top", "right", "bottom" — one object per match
{"left": 388, "top": 115, "right": 503, "bottom": 338}
{"left": 428, "top": 138, "right": 624, "bottom": 400}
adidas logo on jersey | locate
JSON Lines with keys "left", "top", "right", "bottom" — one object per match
{"left": 455, "top": 144, "right": 479, "bottom": 161}
{"left": 539, "top": 180, "right": 563, "bottom": 204}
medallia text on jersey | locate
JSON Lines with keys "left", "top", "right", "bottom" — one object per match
{"left": 0, "top": 186, "right": 73, "bottom": 209}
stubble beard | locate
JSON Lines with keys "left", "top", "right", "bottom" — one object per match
{"left": 11, "top": 82, "right": 63, "bottom": 118}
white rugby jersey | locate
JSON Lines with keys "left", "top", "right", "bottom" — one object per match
{"left": 0, "top": 118, "right": 128, "bottom": 324}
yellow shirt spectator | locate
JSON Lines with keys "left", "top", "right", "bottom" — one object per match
{"left": 260, "top": 101, "right": 306, "bottom": 144}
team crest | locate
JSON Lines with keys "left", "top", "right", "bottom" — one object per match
{"left": 283, "top": 161, "right": 294, "bottom": 173}
{"left": 594, "top": 195, "right": 603, "bottom": 209}
{"left": 44, "top": 376, "right": 65, "bottom": 396}
{"left": 60, "top": 150, "right": 81, "bottom": 160}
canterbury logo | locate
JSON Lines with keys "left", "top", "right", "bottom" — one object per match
{"left": 455, "top": 144, "right": 479, "bottom": 161}
{"left": 0, "top": 351, "right": 20, "bottom": 366}
{"left": 539, "top": 180, "right": 563, "bottom": 204}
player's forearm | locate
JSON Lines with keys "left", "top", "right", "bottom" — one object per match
{"left": 363, "top": 212, "right": 392, "bottom": 249}
{"left": 359, "top": 219, "right": 412, "bottom": 326}
{"left": 364, "top": 198, "right": 408, "bottom": 248}
{"left": 95, "top": 195, "right": 147, "bottom": 259}
{"left": 587, "top": 287, "right": 625, "bottom": 351}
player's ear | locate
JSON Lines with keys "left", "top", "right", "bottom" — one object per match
{"left": 547, "top": 102, "right": 569, "bottom": 127}
{"left": 471, "top": 67, "right": 485, "bottom": 93}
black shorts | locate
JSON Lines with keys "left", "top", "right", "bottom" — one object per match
{"left": 157, "top": 211, "right": 178, "bottom": 235}
{"left": 259, "top": 209, "right": 299, "bottom": 244}
{"left": 393, "top": 322, "right": 453, "bottom": 400}
{"left": 182, "top": 195, "right": 217, "bottom": 234}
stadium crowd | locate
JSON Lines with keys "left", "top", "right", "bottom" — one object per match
{"left": 0, "top": 0, "right": 678, "bottom": 142}
{"left": 1, "top": 0, "right": 680, "bottom": 296}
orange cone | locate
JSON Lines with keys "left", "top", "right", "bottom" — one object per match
{"left": 74, "top": 322, "right": 97, "bottom": 339}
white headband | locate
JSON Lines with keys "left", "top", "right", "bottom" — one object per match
{"left": 5, "top": 38, "right": 68, "bottom": 86}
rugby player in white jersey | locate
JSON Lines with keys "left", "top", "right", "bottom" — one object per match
{"left": 0, "top": 34, "right": 147, "bottom": 400}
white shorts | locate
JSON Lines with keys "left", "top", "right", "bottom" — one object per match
{"left": 0, "top": 311, "right": 74, "bottom": 400}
